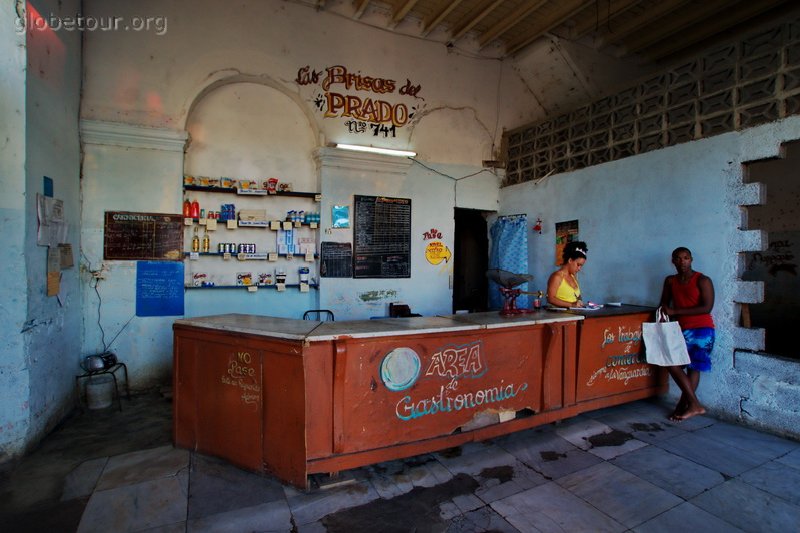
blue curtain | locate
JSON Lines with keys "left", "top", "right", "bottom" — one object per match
{"left": 488, "top": 215, "right": 529, "bottom": 309}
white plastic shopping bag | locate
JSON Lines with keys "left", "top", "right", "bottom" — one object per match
{"left": 642, "top": 307, "right": 691, "bottom": 366}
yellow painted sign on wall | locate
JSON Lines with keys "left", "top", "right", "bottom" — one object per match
{"left": 425, "top": 241, "right": 451, "bottom": 265}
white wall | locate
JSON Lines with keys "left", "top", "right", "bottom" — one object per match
{"left": 500, "top": 115, "right": 800, "bottom": 437}
{"left": 315, "top": 149, "right": 499, "bottom": 319}
{"left": 81, "top": 0, "right": 526, "bottom": 166}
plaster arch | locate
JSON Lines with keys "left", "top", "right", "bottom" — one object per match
{"left": 179, "top": 72, "right": 321, "bottom": 148}
{"left": 182, "top": 79, "right": 319, "bottom": 192}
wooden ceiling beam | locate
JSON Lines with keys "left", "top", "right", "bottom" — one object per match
{"left": 448, "top": 0, "right": 505, "bottom": 44}
{"left": 641, "top": 0, "right": 789, "bottom": 61}
{"left": 596, "top": 0, "right": 692, "bottom": 47}
{"left": 477, "top": 0, "right": 549, "bottom": 49}
{"left": 422, "top": 0, "right": 464, "bottom": 37}
{"left": 569, "top": 0, "right": 641, "bottom": 40}
{"left": 390, "top": 0, "right": 421, "bottom": 28}
{"left": 506, "top": 0, "right": 595, "bottom": 56}
{"left": 620, "top": 0, "right": 742, "bottom": 54}
{"left": 353, "top": 0, "right": 371, "bottom": 19}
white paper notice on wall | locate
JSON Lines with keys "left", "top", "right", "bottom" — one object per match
{"left": 37, "top": 194, "right": 68, "bottom": 247}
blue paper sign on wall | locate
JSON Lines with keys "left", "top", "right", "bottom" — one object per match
{"left": 136, "top": 261, "right": 184, "bottom": 317}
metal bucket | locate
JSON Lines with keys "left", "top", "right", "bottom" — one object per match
{"left": 86, "top": 375, "right": 114, "bottom": 409}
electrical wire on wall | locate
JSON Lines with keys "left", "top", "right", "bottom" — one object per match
{"left": 409, "top": 157, "right": 499, "bottom": 207}
{"left": 81, "top": 251, "right": 134, "bottom": 355}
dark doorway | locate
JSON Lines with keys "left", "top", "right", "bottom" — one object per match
{"left": 453, "top": 208, "right": 489, "bottom": 313}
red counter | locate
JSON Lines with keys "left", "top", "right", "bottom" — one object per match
{"left": 173, "top": 308, "right": 665, "bottom": 488}
{"left": 567, "top": 305, "right": 667, "bottom": 408}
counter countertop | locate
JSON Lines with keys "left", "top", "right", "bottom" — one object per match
{"left": 173, "top": 311, "right": 583, "bottom": 341}
{"left": 560, "top": 304, "right": 655, "bottom": 318}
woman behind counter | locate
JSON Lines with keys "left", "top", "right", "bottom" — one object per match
{"left": 547, "top": 241, "right": 588, "bottom": 308}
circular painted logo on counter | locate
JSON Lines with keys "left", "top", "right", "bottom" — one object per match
{"left": 380, "top": 347, "right": 421, "bottom": 391}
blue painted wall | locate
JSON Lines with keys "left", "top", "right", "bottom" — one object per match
{"left": 0, "top": 0, "right": 82, "bottom": 461}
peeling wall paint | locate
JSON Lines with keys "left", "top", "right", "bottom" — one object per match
{"left": 358, "top": 290, "right": 398, "bottom": 302}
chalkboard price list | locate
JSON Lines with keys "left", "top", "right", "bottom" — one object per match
{"left": 104, "top": 211, "right": 183, "bottom": 261}
{"left": 353, "top": 195, "right": 411, "bottom": 278}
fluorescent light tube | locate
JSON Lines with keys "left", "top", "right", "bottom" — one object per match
{"left": 334, "top": 143, "right": 416, "bottom": 158}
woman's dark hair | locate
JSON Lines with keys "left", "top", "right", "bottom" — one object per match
{"left": 563, "top": 241, "right": 588, "bottom": 263}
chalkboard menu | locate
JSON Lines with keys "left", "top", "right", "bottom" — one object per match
{"left": 103, "top": 211, "right": 183, "bottom": 261}
{"left": 320, "top": 241, "right": 353, "bottom": 278}
{"left": 353, "top": 195, "right": 411, "bottom": 278}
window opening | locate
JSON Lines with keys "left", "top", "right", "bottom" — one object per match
{"left": 742, "top": 140, "right": 800, "bottom": 359}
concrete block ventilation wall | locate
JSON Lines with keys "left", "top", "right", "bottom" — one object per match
{"left": 504, "top": 16, "right": 800, "bottom": 185}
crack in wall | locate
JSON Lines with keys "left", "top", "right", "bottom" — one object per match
{"left": 406, "top": 105, "right": 495, "bottom": 147}
{"left": 739, "top": 395, "right": 752, "bottom": 418}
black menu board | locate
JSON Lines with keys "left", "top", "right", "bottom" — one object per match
{"left": 103, "top": 211, "right": 183, "bottom": 261}
{"left": 353, "top": 195, "right": 411, "bottom": 278}
{"left": 320, "top": 241, "right": 353, "bottom": 278}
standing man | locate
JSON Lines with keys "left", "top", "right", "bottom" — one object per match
{"left": 660, "top": 247, "right": 715, "bottom": 421}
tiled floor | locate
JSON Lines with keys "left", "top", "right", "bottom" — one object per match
{"left": 1, "top": 391, "right": 799, "bottom": 532}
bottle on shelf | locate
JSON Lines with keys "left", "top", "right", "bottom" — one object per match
{"left": 190, "top": 199, "right": 200, "bottom": 219}
{"left": 183, "top": 199, "right": 192, "bottom": 218}
{"left": 191, "top": 227, "right": 200, "bottom": 252}
{"left": 202, "top": 229, "right": 210, "bottom": 253}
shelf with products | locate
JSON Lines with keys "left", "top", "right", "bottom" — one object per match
{"left": 183, "top": 252, "right": 319, "bottom": 260}
{"left": 184, "top": 184, "right": 321, "bottom": 200}
{"left": 183, "top": 177, "right": 321, "bottom": 293}
{"left": 184, "top": 220, "right": 320, "bottom": 229}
